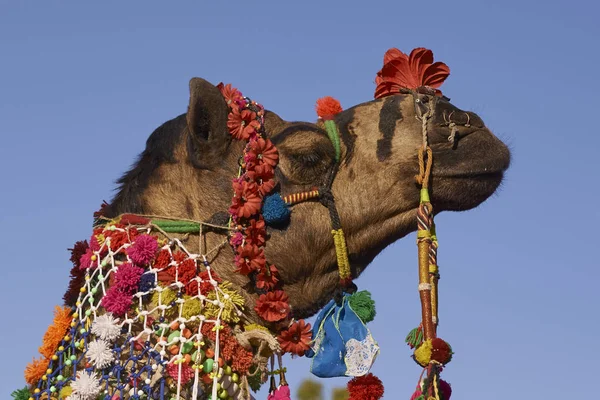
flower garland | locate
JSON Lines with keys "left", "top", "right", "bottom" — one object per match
{"left": 219, "top": 83, "right": 312, "bottom": 357}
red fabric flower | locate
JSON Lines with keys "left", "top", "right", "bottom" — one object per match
{"left": 255, "top": 290, "right": 290, "bottom": 322}
{"left": 246, "top": 138, "right": 278, "bottom": 168}
{"left": 347, "top": 373, "right": 385, "bottom": 400}
{"left": 230, "top": 181, "right": 262, "bottom": 219}
{"left": 227, "top": 108, "right": 260, "bottom": 140}
{"left": 245, "top": 163, "right": 276, "bottom": 196}
{"left": 374, "top": 47, "right": 450, "bottom": 99}
{"left": 217, "top": 82, "right": 243, "bottom": 108}
{"left": 244, "top": 218, "right": 266, "bottom": 246}
{"left": 256, "top": 264, "right": 279, "bottom": 290}
{"left": 278, "top": 319, "right": 312, "bottom": 356}
{"left": 234, "top": 244, "right": 266, "bottom": 275}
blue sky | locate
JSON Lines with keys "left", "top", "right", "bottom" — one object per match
{"left": 1, "top": 1, "right": 598, "bottom": 398}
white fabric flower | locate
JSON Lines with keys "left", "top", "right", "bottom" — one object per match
{"left": 91, "top": 313, "right": 121, "bottom": 342}
{"left": 71, "top": 371, "right": 101, "bottom": 399}
{"left": 87, "top": 339, "right": 114, "bottom": 368}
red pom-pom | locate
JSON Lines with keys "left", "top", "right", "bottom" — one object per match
{"left": 315, "top": 96, "right": 343, "bottom": 120}
{"left": 430, "top": 337, "right": 453, "bottom": 364}
{"left": 347, "top": 373, "right": 384, "bottom": 400}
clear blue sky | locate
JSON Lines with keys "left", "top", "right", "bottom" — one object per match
{"left": 1, "top": 1, "right": 598, "bottom": 399}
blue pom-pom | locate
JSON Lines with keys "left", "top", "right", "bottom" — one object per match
{"left": 138, "top": 273, "right": 156, "bottom": 293}
{"left": 262, "top": 193, "right": 291, "bottom": 225}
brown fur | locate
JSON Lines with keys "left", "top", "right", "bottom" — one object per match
{"left": 106, "top": 78, "right": 510, "bottom": 322}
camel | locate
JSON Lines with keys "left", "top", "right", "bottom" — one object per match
{"left": 20, "top": 48, "right": 510, "bottom": 400}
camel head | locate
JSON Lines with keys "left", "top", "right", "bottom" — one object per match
{"left": 103, "top": 72, "right": 510, "bottom": 319}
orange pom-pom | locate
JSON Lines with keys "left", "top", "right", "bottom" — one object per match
{"left": 315, "top": 96, "right": 343, "bottom": 120}
{"left": 25, "top": 357, "right": 48, "bottom": 385}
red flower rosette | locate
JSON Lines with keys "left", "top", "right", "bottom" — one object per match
{"left": 254, "top": 290, "right": 290, "bottom": 322}
{"left": 256, "top": 264, "right": 280, "bottom": 290}
{"left": 277, "top": 319, "right": 312, "bottom": 356}
{"left": 244, "top": 217, "right": 266, "bottom": 247}
{"left": 246, "top": 137, "right": 279, "bottom": 168}
{"left": 217, "top": 82, "right": 243, "bottom": 108}
{"left": 230, "top": 180, "right": 262, "bottom": 219}
{"left": 234, "top": 244, "right": 266, "bottom": 275}
{"left": 227, "top": 108, "right": 260, "bottom": 141}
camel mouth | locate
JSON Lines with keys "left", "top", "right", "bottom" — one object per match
{"left": 436, "top": 170, "right": 505, "bottom": 180}
{"left": 428, "top": 129, "right": 510, "bottom": 211}
{"left": 431, "top": 129, "right": 511, "bottom": 178}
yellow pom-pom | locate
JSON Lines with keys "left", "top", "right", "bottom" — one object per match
{"left": 59, "top": 385, "right": 72, "bottom": 398}
{"left": 181, "top": 296, "right": 202, "bottom": 320}
{"left": 414, "top": 339, "right": 433, "bottom": 366}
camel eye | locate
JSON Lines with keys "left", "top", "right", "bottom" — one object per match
{"left": 293, "top": 152, "right": 321, "bottom": 167}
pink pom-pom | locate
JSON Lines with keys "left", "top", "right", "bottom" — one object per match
{"left": 127, "top": 234, "right": 158, "bottom": 266}
{"left": 101, "top": 286, "right": 132, "bottom": 316}
{"left": 114, "top": 262, "right": 144, "bottom": 294}
{"left": 79, "top": 248, "right": 94, "bottom": 270}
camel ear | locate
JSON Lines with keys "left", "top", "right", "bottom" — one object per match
{"left": 263, "top": 110, "right": 286, "bottom": 136}
{"left": 186, "top": 77, "right": 230, "bottom": 168}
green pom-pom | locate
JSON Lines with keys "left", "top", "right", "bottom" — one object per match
{"left": 11, "top": 387, "right": 31, "bottom": 400}
{"left": 348, "top": 290, "right": 376, "bottom": 323}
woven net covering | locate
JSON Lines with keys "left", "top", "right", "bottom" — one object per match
{"left": 26, "top": 218, "right": 273, "bottom": 400}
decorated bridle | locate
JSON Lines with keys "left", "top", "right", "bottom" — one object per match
{"left": 18, "top": 47, "right": 462, "bottom": 400}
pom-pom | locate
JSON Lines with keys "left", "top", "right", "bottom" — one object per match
{"left": 405, "top": 325, "right": 424, "bottom": 349}
{"left": 413, "top": 338, "right": 453, "bottom": 367}
{"left": 347, "top": 373, "right": 384, "bottom": 400}
{"left": 316, "top": 96, "right": 343, "bottom": 120}
{"left": 348, "top": 290, "right": 376, "bottom": 323}
{"left": 126, "top": 234, "right": 158, "bottom": 266}
{"left": 262, "top": 193, "right": 291, "bottom": 226}
{"left": 11, "top": 387, "right": 31, "bottom": 400}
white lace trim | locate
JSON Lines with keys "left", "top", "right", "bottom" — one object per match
{"left": 344, "top": 333, "right": 380, "bottom": 377}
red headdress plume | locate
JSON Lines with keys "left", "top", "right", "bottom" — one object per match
{"left": 374, "top": 47, "right": 450, "bottom": 99}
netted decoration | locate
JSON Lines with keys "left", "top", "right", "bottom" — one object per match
{"left": 24, "top": 217, "right": 270, "bottom": 400}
